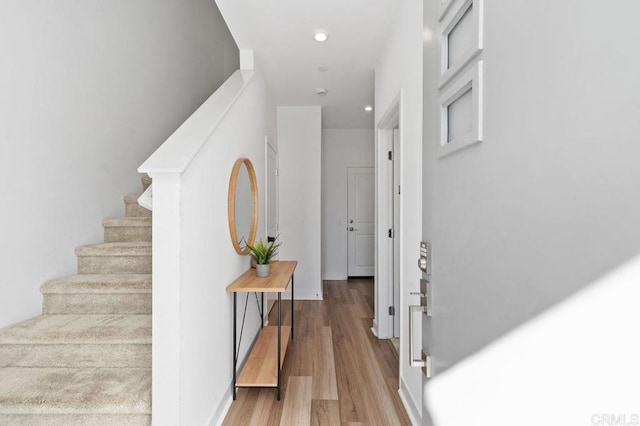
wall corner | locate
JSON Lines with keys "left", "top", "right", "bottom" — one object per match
{"left": 240, "top": 49, "right": 254, "bottom": 70}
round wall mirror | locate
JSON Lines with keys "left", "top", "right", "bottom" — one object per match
{"left": 228, "top": 158, "right": 258, "bottom": 255}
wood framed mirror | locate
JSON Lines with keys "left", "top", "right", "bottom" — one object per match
{"left": 228, "top": 158, "right": 258, "bottom": 255}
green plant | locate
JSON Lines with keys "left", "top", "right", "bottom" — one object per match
{"left": 247, "top": 237, "right": 281, "bottom": 265}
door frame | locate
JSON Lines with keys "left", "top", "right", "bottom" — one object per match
{"left": 392, "top": 128, "right": 401, "bottom": 338}
{"left": 265, "top": 136, "right": 279, "bottom": 324}
{"left": 373, "top": 92, "right": 402, "bottom": 339}
{"left": 265, "top": 137, "right": 279, "bottom": 238}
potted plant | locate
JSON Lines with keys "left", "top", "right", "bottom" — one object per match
{"left": 247, "top": 237, "right": 281, "bottom": 277}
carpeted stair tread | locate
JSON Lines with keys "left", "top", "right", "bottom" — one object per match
{"left": 103, "top": 218, "right": 152, "bottom": 243}
{"left": 0, "top": 368, "right": 151, "bottom": 414}
{"left": 124, "top": 194, "right": 141, "bottom": 204}
{"left": 0, "top": 315, "right": 150, "bottom": 345}
{"left": 76, "top": 243, "right": 151, "bottom": 274}
{"left": 124, "top": 195, "right": 151, "bottom": 218}
{"left": 41, "top": 275, "right": 152, "bottom": 294}
{"left": 41, "top": 276, "right": 151, "bottom": 315}
{"left": 75, "top": 243, "right": 151, "bottom": 257}
{"left": 102, "top": 217, "right": 151, "bottom": 228}
{"left": 141, "top": 175, "right": 152, "bottom": 191}
{"left": 0, "top": 413, "right": 150, "bottom": 425}
{"left": 0, "top": 343, "right": 150, "bottom": 368}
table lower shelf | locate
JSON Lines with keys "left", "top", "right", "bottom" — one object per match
{"left": 236, "top": 325, "right": 291, "bottom": 387}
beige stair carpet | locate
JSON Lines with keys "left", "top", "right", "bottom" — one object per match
{"left": 0, "top": 174, "right": 153, "bottom": 425}
{"left": 41, "top": 274, "right": 152, "bottom": 315}
{"left": 0, "top": 368, "right": 151, "bottom": 414}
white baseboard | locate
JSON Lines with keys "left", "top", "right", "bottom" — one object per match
{"left": 399, "top": 377, "right": 422, "bottom": 426}
{"left": 322, "top": 272, "right": 347, "bottom": 281}
{"left": 371, "top": 319, "right": 379, "bottom": 337}
{"left": 208, "top": 382, "right": 233, "bottom": 426}
{"left": 210, "top": 324, "right": 263, "bottom": 424}
{"left": 281, "top": 291, "right": 322, "bottom": 300}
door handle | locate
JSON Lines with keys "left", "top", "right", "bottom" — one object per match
{"left": 349, "top": 227, "right": 358, "bottom": 231}
{"left": 409, "top": 305, "right": 427, "bottom": 368}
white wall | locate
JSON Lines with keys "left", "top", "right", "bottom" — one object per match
{"left": 374, "top": 0, "right": 424, "bottom": 422}
{"left": 322, "top": 129, "right": 375, "bottom": 280}
{"left": 0, "top": 0, "right": 238, "bottom": 328}
{"left": 422, "top": 0, "right": 640, "bottom": 422}
{"left": 140, "top": 71, "right": 276, "bottom": 425}
{"left": 277, "top": 107, "right": 322, "bottom": 300}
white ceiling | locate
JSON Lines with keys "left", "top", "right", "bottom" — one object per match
{"left": 214, "top": 0, "right": 400, "bottom": 129}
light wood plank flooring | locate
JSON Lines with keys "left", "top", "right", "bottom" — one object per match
{"left": 223, "top": 279, "right": 411, "bottom": 426}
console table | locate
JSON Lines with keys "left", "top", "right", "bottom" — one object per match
{"left": 225, "top": 260, "right": 297, "bottom": 400}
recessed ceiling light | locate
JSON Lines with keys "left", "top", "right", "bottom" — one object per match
{"left": 314, "top": 31, "right": 328, "bottom": 42}
{"left": 364, "top": 105, "right": 373, "bottom": 112}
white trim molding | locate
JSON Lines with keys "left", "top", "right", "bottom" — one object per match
{"left": 139, "top": 70, "right": 255, "bottom": 175}
{"left": 438, "top": 0, "right": 456, "bottom": 21}
{"left": 371, "top": 319, "right": 379, "bottom": 337}
{"left": 322, "top": 273, "right": 348, "bottom": 281}
{"left": 438, "top": 61, "right": 484, "bottom": 158}
{"left": 399, "top": 376, "right": 422, "bottom": 425}
{"left": 374, "top": 92, "right": 402, "bottom": 339}
{"left": 439, "top": 0, "right": 484, "bottom": 88}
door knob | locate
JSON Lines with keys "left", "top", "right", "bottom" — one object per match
{"left": 349, "top": 227, "right": 358, "bottom": 231}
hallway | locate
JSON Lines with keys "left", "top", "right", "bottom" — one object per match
{"left": 223, "top": 279, "right": 411, "bottom": 425}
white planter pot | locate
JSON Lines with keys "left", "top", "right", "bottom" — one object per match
{"left": 256, "top": 264, "right": 270, "bottom": 277}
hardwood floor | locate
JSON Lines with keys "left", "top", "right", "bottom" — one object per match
{"left": 223, "top": 279, "right": 411, "bottom": 426}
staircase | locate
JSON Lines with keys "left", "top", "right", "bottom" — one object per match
{"left": 0, "top": 176, "right": 153, "bottom": 425}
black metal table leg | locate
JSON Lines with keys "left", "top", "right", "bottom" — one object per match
{"left": 261, "top": 292, "right": 264, "bottom": 327}
{"left": 291, "top": 274, "right": 294, "bottom": 340}
{"left": 232, "top": 292, "right": 237, "bottom": 400}
{"left": 277, "top": 292, "right": 281, "bottom": 400}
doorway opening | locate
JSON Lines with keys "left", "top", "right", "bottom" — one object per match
{"left": 374, "top": 94, "right": 401, "bottom": 340}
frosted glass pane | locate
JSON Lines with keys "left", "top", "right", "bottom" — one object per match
{"left": 448, "top": 5, "right": 473, "bottom": 68}
{"left": 447, "top": 88, "right": 473, "bottom": 142}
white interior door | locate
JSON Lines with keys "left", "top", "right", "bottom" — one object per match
{"left": 266, "top": 142, "right": 279, "bottom": 316}
{"left": 392, "top": 128, "right": 401, "bottom": 338}
{"left": 347, "top": 167, "right": 375, "bottom": 277}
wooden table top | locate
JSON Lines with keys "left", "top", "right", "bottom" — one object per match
{"left": 226, "top": 260, "right": 297, "bottom": 293}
